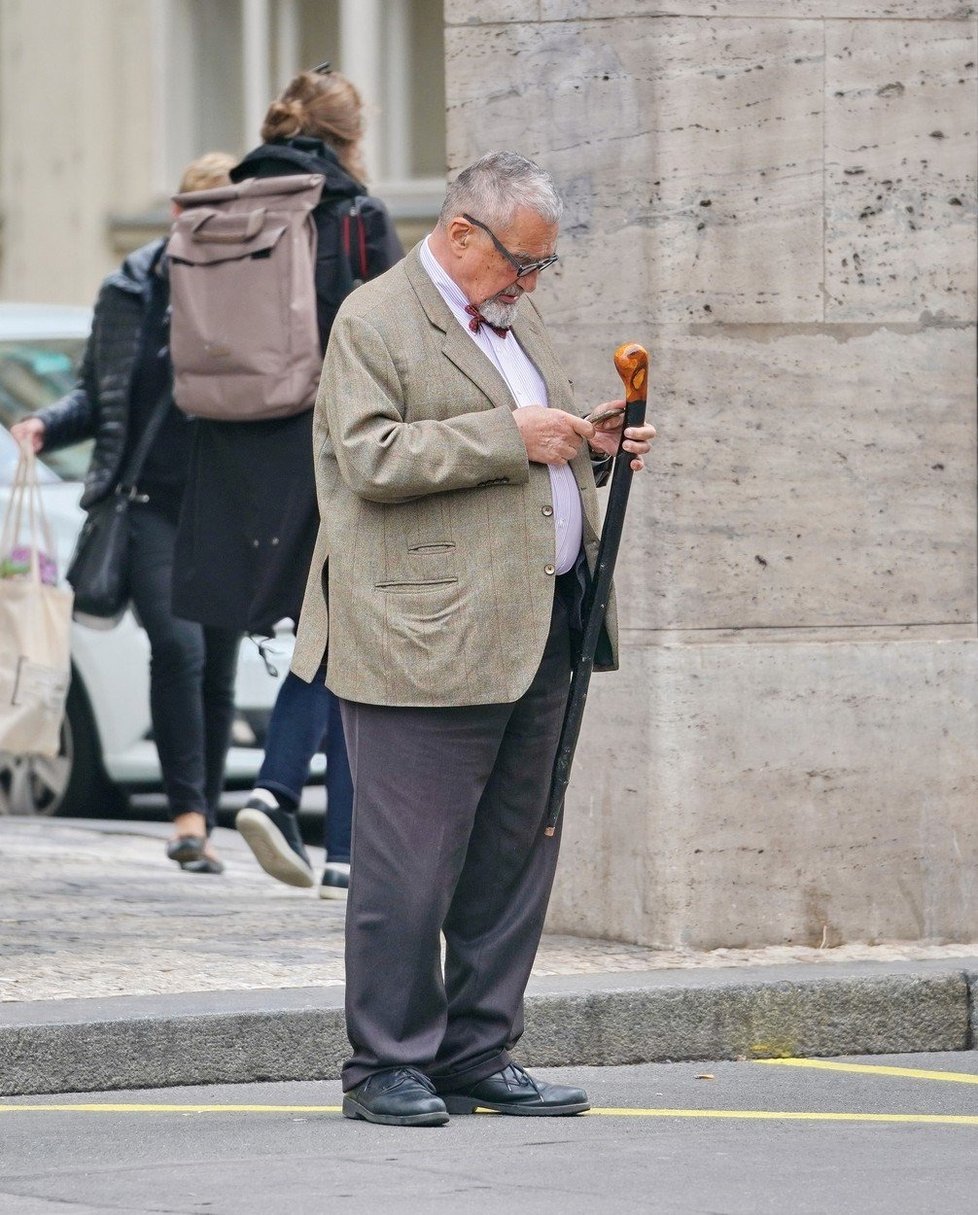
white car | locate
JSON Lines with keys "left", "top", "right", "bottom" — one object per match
{"left": 0, "top": 302, "right": 311, "bottom": 816}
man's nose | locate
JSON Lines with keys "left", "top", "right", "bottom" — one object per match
{"left": 516, "top": 268, "right": 540, "bottom": 291}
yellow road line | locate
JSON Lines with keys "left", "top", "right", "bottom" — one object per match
{"left": 584, "top": 1109, "right": 978, "bottom": 1124}
{"left": 1, "top": 1103, "right": 978, "bottom": 1125}
{"left": 757, "top": 1059, "right": 978, "bottom": 1084}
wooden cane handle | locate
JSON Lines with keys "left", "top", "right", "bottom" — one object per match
{"left": 614, "top": 343, "right": 649, "bottom": 404}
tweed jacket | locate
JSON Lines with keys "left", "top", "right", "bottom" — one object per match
{"left": 291, "top": 243, "right": 618, "bottom": 707}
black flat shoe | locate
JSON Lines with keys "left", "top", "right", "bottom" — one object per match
{"left": 441, "top": 1063, "right": 589, "bottom": 1116}
{"left": 166, "top": 835, "right": 205, "bottom": 864}
{"left": 342, "top": 1068, "right": 449, "bottom": 1127}
{"left": 181, "top": 856, "right": 225, "bottom": 875}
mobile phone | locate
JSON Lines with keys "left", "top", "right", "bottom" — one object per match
{"left": 587, "top": 405, "right": 626, "bottom": 426}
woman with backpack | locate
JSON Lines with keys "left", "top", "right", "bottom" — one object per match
{"left": 171, "top": 67, "right": 404, "bottom": 898}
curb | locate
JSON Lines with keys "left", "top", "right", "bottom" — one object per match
{"left": 2, "top": 966, "right": 975, "bottom": 1096}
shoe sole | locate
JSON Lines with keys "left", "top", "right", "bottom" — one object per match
{"left": 235, "top": 808, "right": 314, "bottom": 888}
{"left": 342, "top": 1096, "right": 449, "bottom": 1127}
{"left": 442, "top": 1096, "right": 590, "bottom": 1116}
{"left": 319, "top": 884, "right": 348, "bottom": 901}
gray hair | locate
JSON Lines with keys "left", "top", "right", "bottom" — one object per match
{"left": 439, "top": 150, "right": 564, "bottom": 231}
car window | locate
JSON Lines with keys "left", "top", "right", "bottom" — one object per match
{"left": 0, "top": 338, "right": 92, "bottom": 483}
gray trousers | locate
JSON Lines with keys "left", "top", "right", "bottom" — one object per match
{"left": 338, "top": 583, "right": 573, "bottom": 1092}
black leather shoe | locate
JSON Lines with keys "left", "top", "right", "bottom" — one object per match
{"left": 343, "top": 1068, "right": 449, "bottom": 1127}
{"left": 442, "top": 1063, "right": 589, "bottom": 1116}
{"left": 180, "top": 856, "right": 225, "bottom": 875}
{"left": 236, "top": 797, "right": 314, "bottom": 888}
{"left": 166, "top": 835, "right": 205, "bottom": 864}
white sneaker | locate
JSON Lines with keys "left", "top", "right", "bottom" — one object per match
{"left": 319, "top": 861, "right": 350, "bottom": 900}
{"left": 236, "top": 797, "right": 314, "bottom": 889}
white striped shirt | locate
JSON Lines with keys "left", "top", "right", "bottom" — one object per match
{"left": 419, "top": 236, "right": 582, "bottom": 575}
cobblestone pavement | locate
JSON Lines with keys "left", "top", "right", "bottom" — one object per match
{"left": 3, "top": 817, "right": 978, "bottom": 1004}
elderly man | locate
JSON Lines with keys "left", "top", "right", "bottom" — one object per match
{"left": 292, "top": 150, "right": 655, "bottom": 1127}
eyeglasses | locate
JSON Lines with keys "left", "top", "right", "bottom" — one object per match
{"left": 462, "top": 213, "right": 559, "bottom": 279}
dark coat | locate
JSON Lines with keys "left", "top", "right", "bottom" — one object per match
{"left": 34, "top": 240, "right": 169, "bottom": 509}
{"left": 171, "top": 139, "right": 404, "bottom": 636}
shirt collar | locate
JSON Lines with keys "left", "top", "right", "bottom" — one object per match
{"left": 419, "top": 235, "right": 483, "bottom": 331}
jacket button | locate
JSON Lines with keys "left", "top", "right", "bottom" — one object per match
{"left": 542, "top": 505, "right": 553, "bottom": 517}
{"left": 544, "top": 564, "right": 555, "bottom": 576}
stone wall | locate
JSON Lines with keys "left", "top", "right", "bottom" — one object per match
{"left": 0, "top": 0, "right": 157, "bottom": 303}
{"left": 445, "top": 2, "right": 978, "bottom": 947}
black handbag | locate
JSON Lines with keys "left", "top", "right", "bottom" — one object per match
{"left": 66, "top": 394, "right": 173, "bottom": 628}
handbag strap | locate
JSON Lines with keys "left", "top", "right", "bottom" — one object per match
{"left": 115, "top": 389, "right": 174, "bottom": 497}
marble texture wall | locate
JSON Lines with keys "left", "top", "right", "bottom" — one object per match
{"left": 445, "top": 3, "right": 977, "bottom": 947}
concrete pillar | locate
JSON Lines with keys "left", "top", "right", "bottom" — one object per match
{"left": 444, "top": 2, "right": 978, "bottom": 949}
{"left": 275, "top": 0, "right": 301, "bottom": 90}
{"left": 339, "top": 0, "right": 382, "bottom": 180}
{"left": 0, "top": 0, "right": 156, "bottom": 301}
{"left": 384, "top": 0, "right": 412, "bottom": 181}
{"left": 242, "top": 0, "right": 272, "bottom": 148}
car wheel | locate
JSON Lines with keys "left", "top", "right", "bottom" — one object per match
{"left": 0, "top": 673, "right": 127, "bottom": 817}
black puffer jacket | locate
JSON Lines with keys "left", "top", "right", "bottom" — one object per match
{"left": 35, "top": 239, "right": 166, "bottom": 510}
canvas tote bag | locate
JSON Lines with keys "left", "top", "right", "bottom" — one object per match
{"left": 0, "top": 445, "right": 73, "bottom": 756}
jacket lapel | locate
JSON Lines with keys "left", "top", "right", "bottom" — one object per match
{"left": 510, "top": 300, "right": 574, "bottom": 413}
{"left": 403, "top": 246, "right": 575, "bottom": 417}
{"left": 511, "top": 299, "right": 602, "bottom": 539}
{"left": 403, "top": 248, "right": 512, "bottom": 409}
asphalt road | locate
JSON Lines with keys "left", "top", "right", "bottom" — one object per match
{"left": 2, "top": 1053, "right": 976, "bottom": 1214}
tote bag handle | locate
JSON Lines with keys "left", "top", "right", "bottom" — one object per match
{"left": 1, "top": 443, "right": 57, "bottom": 585}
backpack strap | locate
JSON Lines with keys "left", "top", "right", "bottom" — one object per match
{"left": 340, "top": 197, "right": 369, "bottom": 287}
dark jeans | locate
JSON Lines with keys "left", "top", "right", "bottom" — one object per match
{"left": 127, "top": 505, "right": 240, "bottom": 830}
{"left": 256, "top": 670, "right": 353, "bottom": 862}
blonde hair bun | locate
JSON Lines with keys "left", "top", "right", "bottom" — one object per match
{"left": 260, "top": 70, "right": 367, "bottom": 184}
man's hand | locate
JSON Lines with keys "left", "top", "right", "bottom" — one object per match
{"left": 586, "top": 398, "right": 656, "bottom": 472}
{"left": 513, "top": 406, "right": 595, "bottom": 466}
{"left": 10, "top": 417, "right": 46, "bottom": 453}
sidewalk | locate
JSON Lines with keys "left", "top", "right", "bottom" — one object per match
{"left": 1, "top": 815, "right": 976, "bottom": 1095}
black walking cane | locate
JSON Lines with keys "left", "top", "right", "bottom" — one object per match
{"left": 544, "top": 342, "right": 649, "bottom": 838}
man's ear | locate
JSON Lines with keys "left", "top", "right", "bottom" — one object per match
{"left": 445, "top": 215, "right": 472, "bottom": 258}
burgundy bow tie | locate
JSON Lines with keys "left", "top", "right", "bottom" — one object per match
{"left": 465, "top": 304, "right": 509, "bottom": 339}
